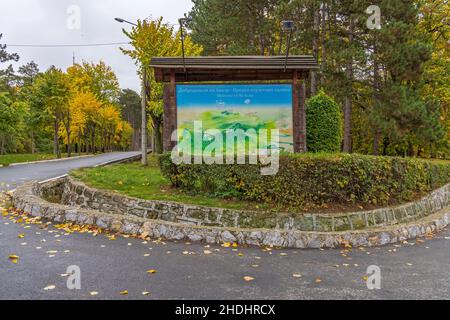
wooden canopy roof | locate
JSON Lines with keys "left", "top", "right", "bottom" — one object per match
{"left": 149, "top": 55, "right": 318, "bottom": 83}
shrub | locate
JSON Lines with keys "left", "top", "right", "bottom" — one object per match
{"left": 159, "top": 153, "right": 450, "bottom": 209}
{"left": 306, "top": 91, "right": 342, "bottom": 153}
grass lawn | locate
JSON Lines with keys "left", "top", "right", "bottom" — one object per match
{"left": 0, "top": 153, "right": 58, "bottom": 166}
{"left": 0, "top": 153, "right": 91, "bottom": 166}
{"left": 70, "top": 155, "right": 450, "bottom": 213}
{"left": 70, "top": 157, "right": 263, "bottom": 211}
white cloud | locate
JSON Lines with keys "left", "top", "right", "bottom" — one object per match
{"left": 0, "top": 0, "right": 194, "bottom": 92}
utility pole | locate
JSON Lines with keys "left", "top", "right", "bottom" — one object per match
{"left": 141, "top": 67, "right": 148, "bottom": 165}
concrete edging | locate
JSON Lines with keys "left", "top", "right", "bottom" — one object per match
{"left": 11, "top": 179, "right": 450, "bottom": 249}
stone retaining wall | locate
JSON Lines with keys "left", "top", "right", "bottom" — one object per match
{"left": 11, "top": 179, "right": 450, "bottom": 249}
{"left": 60, "top": 176, "right": 450, "bottom": 232}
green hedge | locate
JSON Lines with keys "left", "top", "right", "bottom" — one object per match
{"left": 306, "top": 91, "right": 342, "bottom": 153}
{"left": 158, "top": 153, "right": 450, "bottom": 208}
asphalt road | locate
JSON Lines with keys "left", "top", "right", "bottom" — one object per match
{"left": 0, "top": 152, "right": 449, "bottom": 300}
{"left": 0, "top": 151, "right": 140, "bottom": 191}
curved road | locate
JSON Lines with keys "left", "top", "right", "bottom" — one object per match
{"left": 0, "top": 152, "right": 449, "bottom": 300}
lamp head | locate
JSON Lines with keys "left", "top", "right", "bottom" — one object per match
{"left": 115, "top": 17, "right": 125, "bottom": 23}
{"left": 281, "top": 20, "right": 294, "bottom": 32}
{"left": 179, "top": 17, "right": 192, "bottom": 25}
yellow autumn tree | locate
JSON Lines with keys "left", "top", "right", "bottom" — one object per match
{"left": 121, "top": 17, "right": 203, "bottom": 153}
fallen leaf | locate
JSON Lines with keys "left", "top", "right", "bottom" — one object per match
{"left": 203, "top": 250, "right": 212, "bottom": 255}
{"left": 119, "top": 290, "right": 128, "bottom": 295}
{"left": 44, "top": 285, "right": 56, "bottom": 291}
{"left": 315, "top": 277, "right": 322, "bottom": 283}
{"left": 243, "top": 276, "right": 254, "bottom": 282}
{"left": 142, "top": 291, "right": 150, "bottom": 296}
{"left": 147, "top": 269, "right": 157, "bottom": 274}
{"left": 90, "top": 291, "right": 99, "bottom": 296}
{"left": 18, "top": 233, "right": 25, "bottom": 238}
{"left": 292, "top": 273, "right": 302, "bottom": 278}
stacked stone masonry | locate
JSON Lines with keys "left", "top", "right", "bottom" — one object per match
{"left": 60, "top": 176, "right": 450, "bottom": 232}
{"left": 10, "top": 177, "right": 450, "bottom": 249}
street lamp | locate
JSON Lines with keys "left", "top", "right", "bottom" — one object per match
{"left": 114, "top": 17, "right": 138, "bottom": 26}
{"left": 114, "top": 17, "right": 148, "bottom": 165}
{"left": 281, "top": 20, "right": 294, "bottom": 72}
{"left": 178, "top": 17, "right": 192, "bottom": 73}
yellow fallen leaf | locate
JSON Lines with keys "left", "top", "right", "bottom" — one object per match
{"left": 142, "top": 291, "right": 150, "bottom": 296}
{"left": 119, "top": 290, "right": 128, "bottom": 295}
{"left": 238, "top": 253, "right": 244, "bottom": 256}
{"left": 292, "top": 273, "right": 302, "bottom": 278}
{"left": 147, "top": 269, "right": 157, "bottom": 274}
{"left": 232, "top": 243, "right": 238, "bottom": 248}
{"left": 222, "top": 242, "right": 231, "bottom": 248}
{"left": 90, "top": 291, "right": 99, "bottom": 296}
{"left": 44, "top": 285, "right": 56, "bottom": 291}
{"left": 18, "top": 233, "right": 25, "bottom": 238}
{"left": 243, "top": 276, "right": 254, "bottom": 282}
{"left": 362, "top": 275, "right": 369, "bottom": 281}
{"left": 8, "top": 254, "right": 19, "bottom": 260}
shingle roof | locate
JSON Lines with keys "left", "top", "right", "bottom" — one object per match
{"left": 149, "top": 56, "right": 318, "bottom": 82}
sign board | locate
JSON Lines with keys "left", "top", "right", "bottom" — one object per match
{"left": 176, "top": 84, "right": 294, "bottom": 152}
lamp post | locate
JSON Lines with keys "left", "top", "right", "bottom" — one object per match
{"left": 115, "top": 17, "right": 148, "bottom": 165}
{"left": 281, "top": 20, "right": 294, "bottom": 71}
{"left": 178, "top": 17, "right": 192, "bottom": 73}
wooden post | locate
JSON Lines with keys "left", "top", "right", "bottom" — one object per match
{"left": 299, "top": 77, "right": 307, "bottom": 153}
{"left": 292, "top": 70, "right": 307, "bottom": 153}
{"left": 163, "top": 70, "right": 177, "bottom": 152}
{"left": 292, "top": 71, "right": 300, "bottom": 153}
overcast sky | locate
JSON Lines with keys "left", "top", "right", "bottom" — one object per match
{"left": 0, "top": 0, "right": 194, "bottom": 92}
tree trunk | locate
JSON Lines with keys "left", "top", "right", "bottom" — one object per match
{"left": 372, "top": 40, "right": 382, "bottom": 156}
{"left": 66, "top": 129, "right": 71, "bottom": 158}
{"left": 343, "top": 18, "right": 354, "bottom": 153}
{"left": 373, "top": 130, "right": 381, "bottom": 156}
{"left": 320, "top": 2, "right": 327, "bottom": 83}
{"left": 78, "top": 132, "right": 82, "bottom": 155}
{"left": 30, "top": 131, "right": 35, "bottom": 154}
{"left": 311, "top": 6, "right": 320, "bottom": 96}
{"left": 152, "top": 117, "right": 163, "bottom": 154}
{"left": 54, "top": 119, "right": 61, "bottom": 158}
{"left": 0, "top": 135, "right": 5, "bottom": 155}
